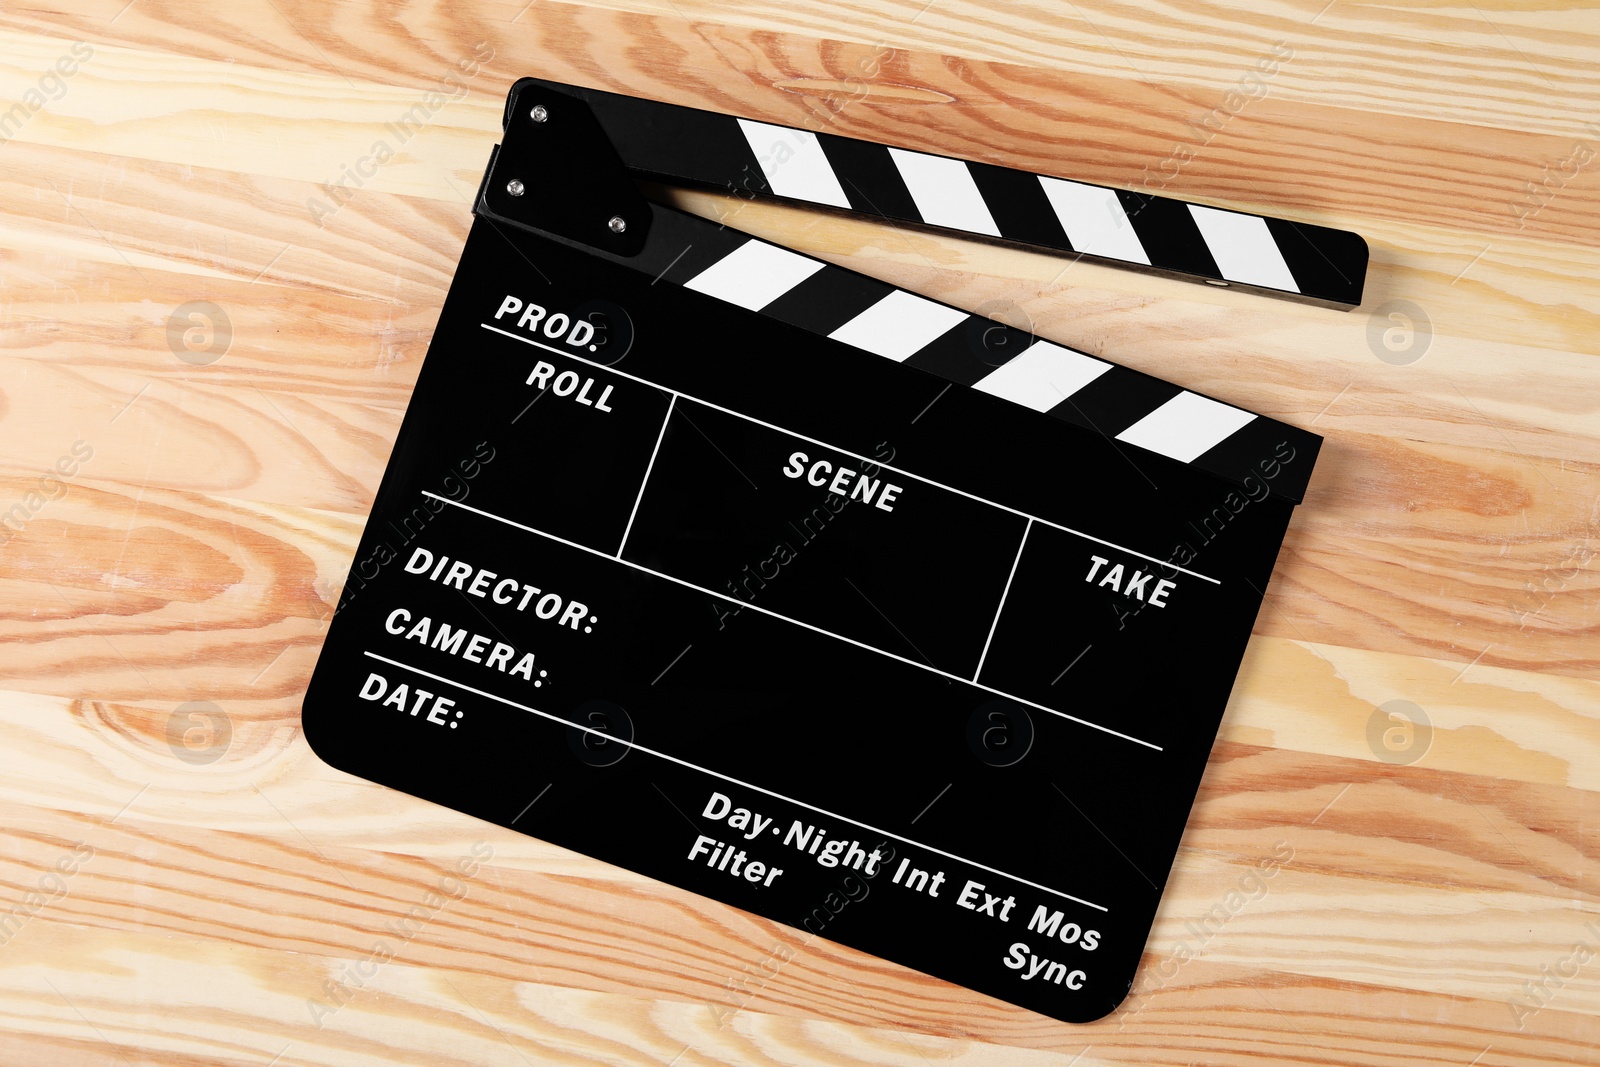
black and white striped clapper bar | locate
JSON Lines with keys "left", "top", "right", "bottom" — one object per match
{"left": 505, "top": 77, "right": 1367, "bottom": 311}
{"left": 477, "top": 76, "right": 1336, "bottom": 499}
{"left": 303, "top": 76, "right": 1337, "bottom": 1026}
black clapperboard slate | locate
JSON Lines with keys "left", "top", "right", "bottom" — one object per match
{"left": 303, "top": 78, "right": 1360, "bottom": 1023}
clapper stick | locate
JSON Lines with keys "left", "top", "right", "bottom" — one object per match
{"left": 479, "top": 78, "right": 1323, "bottom": 502}
{"left": 508, "top": 77, "right": 1368, "bottom": 310}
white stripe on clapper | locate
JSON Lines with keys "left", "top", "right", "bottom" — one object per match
{"left": 737, "top": 119, "right": 852, "bottom": 209}
{"left": 1187, "top": 205, "right": 1300, "bottom": 292}
{"left": 1115, "top": 392, "right": 1257, "bottom": 464}
{"left": 827, "top": 290, "right": 969, "bottom": 362}
{"left": 1038, "top": 176, "right": 1151, "bottom": 265}
{"left": 887, "top": 148, "right": 1002, "bottom": 236}
{"left": 972, "top": 340, "right": 1113, "bottom": 413}
{"left": 683, "top": 239, "right": 824, "bottom": 311}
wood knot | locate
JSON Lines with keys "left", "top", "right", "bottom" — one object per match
{"left": 772, "top": 78, "right": 956, "bottom": 106}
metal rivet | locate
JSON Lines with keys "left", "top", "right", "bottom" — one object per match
{"left": 608, "top": 216, "right": 627, "bottom": 233}
{"left": 506, "top": 179, "right": 525, "bottom": 197}
{"left": 530, "top": 105, "right": 548, "bottom": 123}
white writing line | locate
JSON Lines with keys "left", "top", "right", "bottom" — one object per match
{"left": 480, "top": 321, "right": 1220, "bottom": 585}
{"left": 617, "top": 394, "right": 676, "bottom": 557}
{"left": 422, "top": 490, "right": 1163, "bottom": 752}
{"left": 363, "top": 648, "right": 1108, "bottom": 913}
{"left": 975, "top": 518, "right": 1031, "bottom": 682}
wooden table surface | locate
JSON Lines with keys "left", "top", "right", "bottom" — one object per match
{"left": 2, "top": 1, "right": 1597, "bottom": 1064}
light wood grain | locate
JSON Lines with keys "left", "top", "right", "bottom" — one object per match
{"left": 1, "top": 0, "right": 1597, "bottom": 1064}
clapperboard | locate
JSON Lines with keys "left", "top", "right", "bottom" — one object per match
{"left": 303, "top": 77, "right": 1364, "bottom": 1023}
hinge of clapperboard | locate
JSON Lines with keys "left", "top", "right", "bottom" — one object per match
{"left": 472, "top": 77, "right": 1355, "bottom": 504}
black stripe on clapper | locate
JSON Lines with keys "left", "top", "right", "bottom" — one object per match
{"left": 1047, "top": 368, "right": 1183, "bottom": 438}
{"left": 967, "top": 161, "right": 1073, "bottom": 251}
{"left": 627, "top": 210, "right": 752, "bottom": 286}
{"left": 763, "top": 266, "right": 896, "bottom": 335}
{"left": 904, "top": 319, "right": 1036, "bottom": 387}
{"left": 817, "top": 136, "right": 922, "bottom": 221}
{"left": 1266, "top": 218, "right": 1366, "bottom": 307}
{"left": 589, "top": 97, "right": 768, "bottom": 197}
{"left": 1116, "top": 191, "right": 1221, "bottom": 280}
